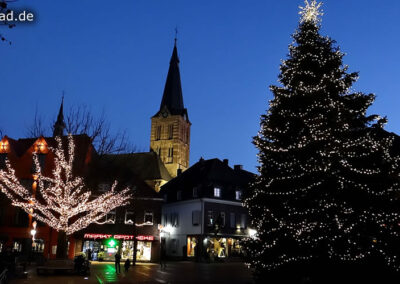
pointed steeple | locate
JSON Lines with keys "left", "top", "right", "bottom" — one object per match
{"left": 53, "top": 94, "right": 66, "bottom": 137}
{"left": 157, "top": 40, "right": 186, "bottom": 117}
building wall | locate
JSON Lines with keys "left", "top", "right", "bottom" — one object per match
{"left": 162, "top": 199, "right": 202, "bottom": 257}
{"left": 203, "top": 200, "right": 248, "bottom": 237}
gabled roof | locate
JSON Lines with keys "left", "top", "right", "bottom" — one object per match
{"left": 1, "top": 134, "right": 96, "bottom": 178}
{"left": 103, "top": 151, "right": 172, "bottom": 182}
{"left": 153, "top": 42, "right": 189, "bottom": 119}
{"left": 162, "top": 158, "right": 254, "bottom": 191}
{"left": 88, "top": 152, "right": 167, "bottom": 198}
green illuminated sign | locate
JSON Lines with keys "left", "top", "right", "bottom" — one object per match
{"left": 107, "top": 238, "right": 116, "bottom": 248}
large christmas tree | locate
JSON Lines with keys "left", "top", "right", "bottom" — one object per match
{"left": 244, "top": 0, "right": 400, "bottom": 282}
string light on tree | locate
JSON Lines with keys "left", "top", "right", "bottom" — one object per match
{"left": 243, "top": 0, "right": 400, "bottom": 280}
{"left": 0, "top": 134, "right": 132, "bottom": 257}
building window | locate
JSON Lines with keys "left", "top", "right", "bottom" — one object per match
{"left": 167, "top": 147, "right": 173, "bottom": 163}
{"left": 235, "top": 190, "right": 242, "bottom": 201}
{"left": 177, "top": 190, "right": 182, "bottom": 201}
{"left": 220, "top": 212, "right": 226, "bottom": 227}
{"left": 98, "top": 183, "right": 111, "bottom": 192}
{"left": 157, "top": 147, "right": 161, "bottom": 156}
{"left": 0, "top": 153, "right": 7, "bottom": 169}
{"left": 170, "top": 239, "right": 179, "bottom": 254}
{"left": 144, "top": 211, "right": 153, "bottom": 224}
{"left": 192, "top": 210, "right": 200, "bottom": 226}
{"left": 207, "top": 211, "right": 214, "bottom": 226}
{"left": 168, "top": 124, "right": 173, "bottom": 139}
{"left": 214, "top": 187, "right": 221, "bottom": 198}
{"left": 163, "top": 213, "right": 168, "bottom": 226}
{"left": 172, "top": 213, "right": 179, "bottom": 227}
{"left": 230, "top": 212, "right": 236, "bottom": 228}
{"left": 106, "top": 210, "right": 116, "bottom": 224}
{"left": 155, "top": 125, "right": 161, "bottom": 140}
{"left": 125, "top": 210, "right": 135, "bottom": 225}
{"left": 193, "top": 187, "right": 198, "bottom": 198}
{"left": 240, "top": 214, "right": 247, "bottom": 229}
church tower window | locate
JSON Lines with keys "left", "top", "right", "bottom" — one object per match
{"left": 168, "top": 124, "right": 173, "bottom": 139}
{"left": 155, "top": 125, "right": 161, "bottom": 140}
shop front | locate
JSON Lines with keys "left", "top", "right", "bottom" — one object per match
{"left": 82, "top": 233, "right": 155, "bottom": 262}
{"left": 186, "top": 235, "right": 244, "bottom": 260}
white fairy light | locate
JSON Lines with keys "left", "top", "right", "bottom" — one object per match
{"left": 299, "top": 0, "right": 324, "bottom": 24}
{"left": 0, "top": 134, "right": 132, "bottom": 235}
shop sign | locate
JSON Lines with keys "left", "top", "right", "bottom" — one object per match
{"left": 84, "top": 233, "right": 154, "bottom": 241}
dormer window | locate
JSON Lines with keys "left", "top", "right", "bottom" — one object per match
{"left": 235, "top": 190, "right": 242, "bottom": 201}
{"left": 0, "top": 140, "right": 9, "bottom": 152}
{"left": 214, "top": 187, "right": 221, "bottom": 198}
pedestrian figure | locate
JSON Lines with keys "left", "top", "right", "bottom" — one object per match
{"left": 115, "top": 252, "right": 121, "bottom": 273}
{"left": 160, "top": 246, "right": 167, "bottom": 270}
{"left": 124, "top": 258, "right": 131, "bottom": 272}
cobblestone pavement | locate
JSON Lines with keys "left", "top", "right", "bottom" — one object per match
{"left": 11, "top": 261, "right": 254, "bottom": 284}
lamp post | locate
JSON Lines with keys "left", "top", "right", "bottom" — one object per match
{"left": 30, "top": 221, "right": 37, "bottom": 241}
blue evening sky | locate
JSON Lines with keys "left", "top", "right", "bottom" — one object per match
{"left": 0, "top": 0, "right": 399, "bottom": 173}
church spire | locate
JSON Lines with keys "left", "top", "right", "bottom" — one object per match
{"left": 53, "top": 94, "right": 66, "bottom": 137}
{"left": 158, "top": 39, "right": 185, "bottom": 116}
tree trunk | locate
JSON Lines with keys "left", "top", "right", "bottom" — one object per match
{"left": 56, "top": 230, "right": 68, "bottom": 259}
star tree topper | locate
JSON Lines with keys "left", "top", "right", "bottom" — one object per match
{"left": 299, "top": 0, "right": 324, "bottom": 24}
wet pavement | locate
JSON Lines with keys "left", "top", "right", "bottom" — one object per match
{"left": 11, "top": 261, "right": 254, "bottom": 284}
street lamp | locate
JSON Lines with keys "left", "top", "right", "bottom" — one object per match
{"left": 30, "top": 221, "right": 37, "bottom": 241}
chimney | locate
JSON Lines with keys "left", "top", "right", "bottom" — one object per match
{"left": 223, "top": 159, "right": 229, "bottom": 165}
{"left": 177, "top": 168, "right": 182, "bottom": 176}
{"left": 234, "top": 164, "right": 243, "bottom": 171}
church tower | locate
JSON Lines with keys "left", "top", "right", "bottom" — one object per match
{"left": 53, "top": 95, "right": 66, "bottom": 137}
{"left": 150, "top": 40, "right": 191, "bottom": 178}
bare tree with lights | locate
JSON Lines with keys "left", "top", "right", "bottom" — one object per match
{"left": 244, "top": 0, "right": 400, "bottom": 282}
{"left": 0, "top": 134, "right": 132, "bottom": 258}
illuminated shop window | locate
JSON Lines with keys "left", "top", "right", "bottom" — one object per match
{"left": 136, "top": 241, "right": 152, "bottom": 261}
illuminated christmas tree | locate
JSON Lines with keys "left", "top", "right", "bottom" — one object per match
{"left": 0, "top": 134, "right": 131, "bottom": 258}
{"left": 244, "top": 0, "right": 400, "bottom": 282}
